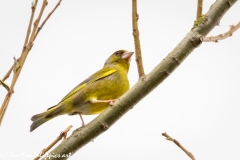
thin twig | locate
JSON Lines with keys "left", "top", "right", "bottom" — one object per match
{"left": 0, "top": 1, "right": 39, "bottom": 124}
{"left": 34, "top": 125, "right": 73, "bottom": 160}
{"left": 196, "top": 0, "right": 203, "bottom": 20}
{"left": 23, "top": 0, "right": 39, "bottom": 52}
{"left": 0, "top": 0, "right": 37, "bottom": 85}
{"left": 132, "top": 0, "right": 145, "bottom": 77}
{"left": 0, "top": 59, "right": 17, "bottom": 83}
{"left": 203, "top": 22, "right": 240, "bottom": 42}
{"left": 162, "top": 132, "right": 196, "bottom": 160}
{"left": 28, "top": 0, "right": 48, "bottom": 45}
{"left": 0, "top": 0, "right": 61, "bottom": 125}
{"left": 1, "top": 65, "right": 14, "bottom": 82}
{"left": 0, "top": 0, "right": 47, "bottom": 124}
{"left": 33, "top": 0, "right": 62, "bottom": 42}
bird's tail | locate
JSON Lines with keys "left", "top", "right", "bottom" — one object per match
{"left": 30, "top": 104, "right": 66, "bottom": 132}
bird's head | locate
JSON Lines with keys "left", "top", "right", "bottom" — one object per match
{"left": 104, "top": 50, "right": 134, "bottom": 72}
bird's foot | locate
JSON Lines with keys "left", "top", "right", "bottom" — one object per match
{"left": 90, "top": 99, "right": 116, "bottom": 105}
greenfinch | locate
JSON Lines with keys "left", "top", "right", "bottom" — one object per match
{"left": 30, "top": 50, "right": 133, "bottom": 132}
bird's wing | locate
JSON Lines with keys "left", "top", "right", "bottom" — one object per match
{"left": 59, "top": 68, "right": 117, "bottom": 103}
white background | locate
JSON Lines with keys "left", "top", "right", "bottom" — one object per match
{"left": 0, "top": 0, "right": 240, "bottom": 159}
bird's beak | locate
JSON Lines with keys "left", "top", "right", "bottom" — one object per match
{"left": 122, "top": 51, "right": 134, "bottom": 60}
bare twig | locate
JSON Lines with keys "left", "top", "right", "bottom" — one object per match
{"left": 196, "top": 0, "right": 203, "bottom": 20}
{"left": 33, "top": 0, "right": 62, "bottom": 42}
{"left": 28, "top": 0, "right": 48, "bottom": 45}
{"left": 0, "top": 0, "right": 39, "bottom": 86}
{"left": 132, "top": 0, "right": 145, "bottom": 77}
{"left": 23, "top": 0, "right": 39, "bottom": 52}
{"left": 34, "top": 125, "right": 73, "bottom": 160}
{"left": 0, "top": 0, "right": 61, "bottom": 125}
{"left": 1, "top": 65, "right": 14, "bottom": 83}
{"left": 0, "top": 0, "right": 38, "bottom": 85}
{"left": 0, "top": 0, "right": 47, "bottom": 125}
{"left": 0, "top": 58, "right": 17, "bottom": 83}
{"left": 162, "top": 132, "right": 196, "bottom": 160}
{"left": 0, "top": 0, "right": 39, "bottom": 124}
{"left": 203, "top": 22, "right": 240, "bottom": 42}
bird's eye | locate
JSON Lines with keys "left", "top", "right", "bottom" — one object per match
{"left": 115, "top": 51, "right": 122, "bottom": 56}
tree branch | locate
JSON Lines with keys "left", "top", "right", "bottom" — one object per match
{"left": 0, "top": 0, "right": 61, "bottom": 125}
{"left": 0, "top": 0, "right": 38, "bottom": 86}
{"left": 162, "top": 132, "right": 196, "bottom": 160}
{"left": 0, "top": 0, "right": 39, "bottom": 124}
{"left": 203, "top": 21, "right": 240, "bottom": 42}
{"left": 28, "top": 0, "right": 48, "bottom": 45}
{"left": 196, "top": 0, "right": 203, "bottom": 19}
{"left": 23, "top": 0, "right": 38, "bottom": 52}
{"left": 34, "top": 125, "right": 72, "bottom": 160}
{"left": 42, "top": 0, "right": 237, "bottom": 159}
{"left": 33, "top": 0, "right": 62, "bottom": 42}
{"left": 132, "top": 0, "right": 145, "bottom": 77}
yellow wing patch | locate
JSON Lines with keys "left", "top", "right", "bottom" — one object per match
{"left": 60, "top": 68, "right": 117, "bottom": 103}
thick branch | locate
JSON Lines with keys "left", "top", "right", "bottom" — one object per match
{"left": 42, "top": 0, "right": 237, "bottom": 159}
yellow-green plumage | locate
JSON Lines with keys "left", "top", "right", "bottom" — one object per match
{"left": 30, "top": 50, "right": 133, "bottom": 132}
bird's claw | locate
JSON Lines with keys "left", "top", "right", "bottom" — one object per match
{"left": 109, "top": 100, "right": 116, "bottom": 106}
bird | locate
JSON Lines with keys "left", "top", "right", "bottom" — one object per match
{"left": 30, "top": 50, "right": 134, "bottom": 132}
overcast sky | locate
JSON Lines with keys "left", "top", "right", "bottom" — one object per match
{"left": 1, "top": 0, "right": 240, "bottom": 160}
